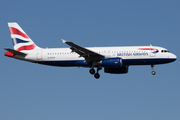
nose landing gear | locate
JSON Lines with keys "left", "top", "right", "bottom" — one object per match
{"left": 152, "top": 71, "right": 156, "bottom": 75}
{"left": 151, "top": 65, "right": 156, "bottom": 75}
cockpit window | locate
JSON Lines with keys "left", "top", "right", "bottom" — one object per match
{"left": 161, "top": 50, "right": 170, "bottom": 53}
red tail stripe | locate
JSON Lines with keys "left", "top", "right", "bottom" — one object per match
{"left": 9, "top": 27, "right": 30, "bottom": 39}
{"left": 16, "top": 44, "right": 36, "bottom": 51}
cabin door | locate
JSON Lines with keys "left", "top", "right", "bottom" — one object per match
{"left": 37, "top": 49, "right": 42, "bottom": 60}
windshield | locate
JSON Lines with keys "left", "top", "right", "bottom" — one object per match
{"left": 161, "top": 50, "right": 170, "bottom": 53}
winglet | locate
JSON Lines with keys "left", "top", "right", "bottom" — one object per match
{"left": 61, "top": 39, "right": 66, "bottom": 44}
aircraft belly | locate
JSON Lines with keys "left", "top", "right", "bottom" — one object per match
{"left": 123, "top": 58, "right": 176, "bottom": 65}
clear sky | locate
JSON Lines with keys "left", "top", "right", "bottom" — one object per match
{"left": 0, "top": 0, "right": 180, "bottom": 120}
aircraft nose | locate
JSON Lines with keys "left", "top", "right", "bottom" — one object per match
{"left": 171, "top": 53, "right": 177, "bottom": 62}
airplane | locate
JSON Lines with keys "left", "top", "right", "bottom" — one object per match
{"left": 4, "top": 22, "right": 177, "bottom": 79}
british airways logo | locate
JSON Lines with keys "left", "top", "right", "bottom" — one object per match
{"left": 152, "top": 50, "right": 159, "bottom": 53}
{"left": 138, "top": 48, "right": 159, "bottom": 53}
{"left": 117, "top": 48, "right": 159, "bottom": 57}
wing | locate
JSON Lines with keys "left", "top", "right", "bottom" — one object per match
{"left": 61, "top": 39, "right": 105, "bottom": 62}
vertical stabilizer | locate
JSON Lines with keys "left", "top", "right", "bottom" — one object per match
{"left": 8, "top": 22, "right": 40, "bottom": 51}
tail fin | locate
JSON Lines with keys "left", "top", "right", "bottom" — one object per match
{"left": 8, "top": 22, "right": 40, "bottom": 51}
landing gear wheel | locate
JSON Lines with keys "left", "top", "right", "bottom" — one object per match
{"left": 151, "top": 65, "right": 156, "bottom": 75}
{"left": 152, "top": 71, "right": 156, "bottom": 75}
{"left": 89, "top": 68, "right": 95, "bottom": 75}
{"left": 94, "top": 73, "right": 100, "bottom": 79}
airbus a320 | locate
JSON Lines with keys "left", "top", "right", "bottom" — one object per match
{"left": 4, "top": 23, "right": 177, "bottom": 79}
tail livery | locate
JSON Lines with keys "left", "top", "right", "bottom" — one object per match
{"left": 5, "top": 23, "right": 40, "bottom": 57}
{"left": 8, "top": 22, "right": 38, "bottom": 51}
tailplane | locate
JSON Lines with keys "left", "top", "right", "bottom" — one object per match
{"left": 8, "top": 22, "right": 40, "bottom": 51}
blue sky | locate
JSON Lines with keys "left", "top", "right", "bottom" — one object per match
{"left": 0, "top": 0, "right": 180, "bottom": 120}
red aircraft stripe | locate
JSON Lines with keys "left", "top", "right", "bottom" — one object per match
{"left": 9, "top": 27, "right": 30, "bottom": 39}
{"left": 16, "top": 44, "right": 36, "bottom": 51}
{"left": 138, "top": 48, "right": 156, "bottom": 50}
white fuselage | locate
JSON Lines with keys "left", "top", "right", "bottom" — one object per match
{"left": 21, "top": 46, "right": 176, "bottom": 67}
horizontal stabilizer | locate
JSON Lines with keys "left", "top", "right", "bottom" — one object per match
{"left": 4, "top": 48, "right": 27, "bottom": 56}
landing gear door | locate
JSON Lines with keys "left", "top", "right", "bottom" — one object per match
{"left": 37, "top": 49, "right": 42, "bottom": 60}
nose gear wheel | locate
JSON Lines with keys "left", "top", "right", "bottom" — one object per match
{"left": 151, "top": 65, "right": 156, "bottom": 75}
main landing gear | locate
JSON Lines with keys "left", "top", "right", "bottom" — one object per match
{"left": 151, "top": 65, "right": 156, "bottom": 75}
{"left": 89, "top": 67, "right": 101, "bottom": 79}
{"left": 89, "top": 68, "right": 95, "bottom": 74}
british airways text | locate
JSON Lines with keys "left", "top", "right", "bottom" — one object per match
{"left": 117, "top": 52, "right": 148, "bottom": 56}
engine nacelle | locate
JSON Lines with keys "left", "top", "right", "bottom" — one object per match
{"left": 104, "top": 66, "right": 129, "bottom": 74}
{"left": 100, "top": 58, "right": 122, "bottom": 67}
